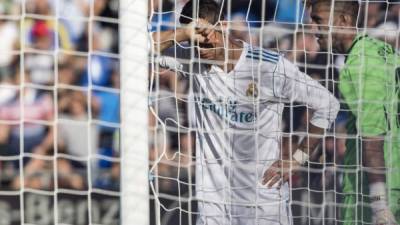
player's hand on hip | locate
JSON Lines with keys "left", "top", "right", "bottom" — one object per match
{"left": 262, "top": 160, "right": 301, "bottom": 188}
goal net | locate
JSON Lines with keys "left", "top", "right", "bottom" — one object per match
{"left": 149, "top": 0, "right": 399, "bottom": 225}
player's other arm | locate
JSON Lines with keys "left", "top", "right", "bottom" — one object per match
{"left": 362, "top": 136, "right": 398, "bottom": 224}
{"left": 290, "top": 71, "right": 340, "bottom": 164}
{"left": 356, "top": 72, "right": 398, "bottom": 224}
{"left": 263, "top": 59, "right": 340, "bottom": 187}
{"left": 152, "top": 29, "right": 190, "bottom": 53}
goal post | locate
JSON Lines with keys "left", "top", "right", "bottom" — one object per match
{"left": 120, "top": 0, "right": 149, "bottom": 225}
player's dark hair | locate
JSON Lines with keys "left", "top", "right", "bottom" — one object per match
{"left": 309, "top": 0, "right": 360, "bottom": 26}
{"left": 179, "top": 0, "right": 224, "bottom": 25}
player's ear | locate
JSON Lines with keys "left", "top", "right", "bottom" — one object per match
{"left": 339, "top": 14, "right": 353, "bottom": 28}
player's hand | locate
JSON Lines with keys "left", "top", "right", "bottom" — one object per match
{"left": 262, "top": 160, "right": 301, "bottom": 188}
{"left": 182, "top": 19, "right": 218, "bottom": 45}
{"left": 371, "top": 202, "right": 398, "bottom": 225}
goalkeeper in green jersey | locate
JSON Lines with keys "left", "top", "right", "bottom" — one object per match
{"left": 309, "top": 0, "right": 400, "bottom": 224}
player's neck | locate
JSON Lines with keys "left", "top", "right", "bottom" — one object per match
{"left": 340, "top": 33, "right": 357, "bottom": 54}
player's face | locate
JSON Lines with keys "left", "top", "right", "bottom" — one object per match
{"left": 197, "top": 30, "right": 224, "bottom": 60}
{"left": 310, "top": 3, "right": 332, "bottom": 51}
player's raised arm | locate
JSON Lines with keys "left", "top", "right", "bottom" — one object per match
{"left": 361, "top": 136, "right": 395, "bottom": 223}
{"left": 152, "top": 28, "right": 189, "bottom": 53}
{"left": 151, "top": 19, "right": 217, "bottom": 54}
{"left": 151, "top": 19, "right": 219, "bottom": 72}
{"left": 263, "top": 58, "right": 340, "bottom": 187}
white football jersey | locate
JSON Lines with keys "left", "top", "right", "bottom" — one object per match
{"left": 160, "top": 43, "right": 339, "bottom": 206}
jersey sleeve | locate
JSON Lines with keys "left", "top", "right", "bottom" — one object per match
{"left": 160, "top": 44, "right": 192, "bottom": 73}
{"left": 276, "top": 57, "right": 340, "bottom": 129}
{"left": 342, "top": 55, "right": 389, "bottom": 136}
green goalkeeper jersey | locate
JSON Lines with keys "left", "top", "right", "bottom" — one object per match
{"left": 339, "top": 34, "right": 400, "bottom": 225}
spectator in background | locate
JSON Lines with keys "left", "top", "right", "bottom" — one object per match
{"left": 389, "top": 1, "right": 400, "bottom": 21}
{"left": 369, "top": 18, "right": 399, "bottom": 50}
{"left": 92, "top": 66, "right": 120, "bottom": 191}
{"left": 81, "top": 52, "right": 114, "bottom": 87}
{"left": 54, "top": 0, "right": 87, "bottom": 43}
{"left": 228, "top": 0, "right": 276, "bottom": 25}
{"left": 273, "top": 0, "right": 306, "bottom": 24}
{"left": 364, "top": 2, "right": 385, "bottom": 28}
{"left": 0, "top": 62, "right": 19, "bottom": 157}
{"left": 91, "top": 0, "right": 119, "bottom": 53}
{"left": 25, "top": 0, "right": 72, "bottom": 50}
{"left": 58, "top": 90, "right": 98, "bottom": 159}
{"left": 57, "top": 90, "right": 98, "bottom": 190}
{"left": 92, "top": 67, "right": 120, "bottom": 146}
{"left": 66, "top": 0, "right": 119, "bottom": 54}
{"left": 281, "top": 31, "right": 337, "bottom": 135}
{"left": 149, "top": 0, "right": 175, "bottom": 32}
{"left": 58, "top": 53, "right": 88, "bottom": 87}
{"left": 290, "top": 31, "right": 339, "bottom": 95}
{"left": 286, "top": 32, "right": 319, "bottom": 63}
{"left": 58, "top": 60, "right": 80, "bottom": 86}
{"left": 261, "top": 23, "right": 293, "bottom": 49}
{"left": 148, "top": 110, "right": 175, "bottom": 193}
{"left": 0, "top": 70, "right": 53, "bottom": 156}
{"left": 0, "top": 19, "right": 18, "bottom": 83}
{"left": 0, "top": 64, "right": 18, "bottom": 108}
{"left": 0, "top": 0, "right": 20, "bottom": 15}
{"left": 153, "top": 68, "right": 180, "bottom": 128}
{"left": 149, "top": 55, "right": 191, "bottom": 150}
{"left": 78, "top": 24, "right": 115, "bottom": 86}
{"left": 25, "top": 20, "right": 55, "bottom": 85}
{"left": 0, "top": 70, "right": 55, "bottom": 190}
{"left": 77, "top": 25, "right": 119, "bottom": 142}
{"left": 173, "top": 0, "right": 190, "bottom": 24}
{"left": 0, "top": 0, "right": 119, "bottom": 194}
{"left": 176, "top": 132, "right": 195, "bottom": 187}
{"left": 229, "top": 12, "right": 259, "bottom": 46}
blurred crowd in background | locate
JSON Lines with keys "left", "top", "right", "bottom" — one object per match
{"left": 0, "top": 0, "right": 399, "bottom": 223}
{"left": 149, "top": 0, "right": 400, "bottom": 223}
{"left": 0, "top": 0, "right": 120, "bottom": 192}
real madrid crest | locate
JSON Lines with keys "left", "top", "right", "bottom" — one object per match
{"left": 246, "top": 82, "right": 258, "bottom": 98}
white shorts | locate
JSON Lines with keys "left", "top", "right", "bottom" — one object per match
{"left": 196, "top": 200, "right": 292, "bottom": 225}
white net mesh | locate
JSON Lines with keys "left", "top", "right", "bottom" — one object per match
{"left": 150, "top": 0, "right": 400, "bottom": 225}
{"left": 0, "top": 0, "right": 122, "bottom": 224}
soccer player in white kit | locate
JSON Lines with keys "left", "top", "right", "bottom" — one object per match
{"left": 152, "top": 0, "right": 340, "bottom": 224}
